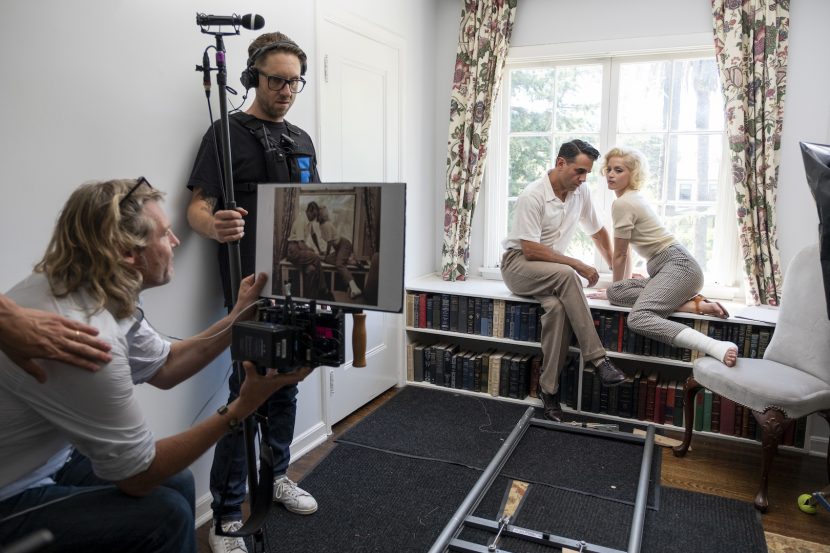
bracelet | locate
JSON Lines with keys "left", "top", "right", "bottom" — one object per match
{"left": 216, "top": 404, "right": 240, "bottom": 432}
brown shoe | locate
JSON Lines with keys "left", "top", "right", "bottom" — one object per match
{"left": 593, "top": 357, "right": 626, "bottom": 387}
{"left": 538, "top": 390, "right": 563, "bottom": 422}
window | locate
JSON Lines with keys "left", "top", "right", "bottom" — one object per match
{"left": 484, "top": 46, "right": 741, "bottom": 295}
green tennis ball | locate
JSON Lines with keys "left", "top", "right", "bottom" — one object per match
{"left": 798, "top": 494, "right": 817, "bottom": 514}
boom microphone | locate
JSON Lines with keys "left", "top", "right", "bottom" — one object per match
{"left": 196, "top": 13, "right": 265, "bottom": 30}
{"left": 202, "top": 51, "right": 211, "bottom": 95}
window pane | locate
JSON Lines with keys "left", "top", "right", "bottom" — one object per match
{"left": 554, "top": 65, "right": 603, "bottom": 133}
{"left": 509, "top": 68, "right": 555, "bottom": 132}
{"left": 618, "top": 61, "right": 670, "bottom": 132}
{"left": 564, "top": 229, "right": 596, "bottom": 266}
{"left": 508, "top": 136, "right": 551, "bottom": 196}
{"left": 664, "top": 205, "right": 716, "bottom": 273}
{"left": 666, "top": 134, "right": 722, "bottom": 202}
{"left": 506, "top": 197, "right": 518, "bottom": 235}
{"left": 670, "top": 59, "right": 724, "bottom": 131}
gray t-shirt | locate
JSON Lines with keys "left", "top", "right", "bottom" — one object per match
{"left": 0, "top": 273, "right": 170, "bottom": 501}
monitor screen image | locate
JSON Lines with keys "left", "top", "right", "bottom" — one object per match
{"left": 254, "top": 182, "right": 406, "bottom": 313}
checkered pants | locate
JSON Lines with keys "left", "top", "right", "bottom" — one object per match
{"left": 606, "top": 244, "right": 703, "bottom": 343}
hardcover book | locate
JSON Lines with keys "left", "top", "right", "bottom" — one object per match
{"left": 440, "top": 294, "right": 451, "bottom": 331}
{"left": 492, "top": 300, "right": 505, "bottom": 338}
{"left": 581, "top": 366, "right": 595, "bottom": 412}
{"left": 488, "top": 351, "right": 506, "bottom": 397}
{"left": 412, "top": 343, "right": 425, "bottom": 382}
{"left": 719, "top": 396, "right": 737, "bottom": 436}
{"left": 449, "top": 294, "right": 459, "bottom": 332}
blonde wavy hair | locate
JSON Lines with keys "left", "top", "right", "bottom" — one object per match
{"left": 601, "top": 147, "right": 648, "bottom": 191}
{"left": 35, "top": 178, "right": 165, "bottom": 319}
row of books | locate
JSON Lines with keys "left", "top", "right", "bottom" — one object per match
{"left": 405, "top": 292, "right": 542, "bottom": 342}
{"left": 405, "top": 341, "right": 542, "bottom": 400}
{"left": 558, "top": 360, "right": 805, "bottom": 447}
{"left": 591, "top": 310, "right": 774, "bottom": 361}
{"left": 406, "top": 342, "right": 806, "bottom": 447}
{"left": 404, "top": 291, "right": 775, "bottom": 361}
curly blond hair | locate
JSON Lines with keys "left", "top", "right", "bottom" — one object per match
{"left": 602, "top": 147, "right": 648, "bottom": 191}
{"left": 35, "top": 178, "right": 165, "bottom": 319}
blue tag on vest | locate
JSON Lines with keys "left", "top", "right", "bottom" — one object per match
{"left": 297, "top": 156, "right": 312, "bottom": 183}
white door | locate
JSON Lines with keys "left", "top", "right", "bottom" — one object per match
{"left": 318, "top": 13, "right": 404, "bottom": 425}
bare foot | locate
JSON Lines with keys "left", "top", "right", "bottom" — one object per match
{"left": 723, "top": 345, "right": 738, "bottom": 367}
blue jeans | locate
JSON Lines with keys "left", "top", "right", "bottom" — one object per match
{"left": 0, "top": 452, "right": 195, "bottom": 553}
{"left": 209, "top": 365, "right": 298, "bottom": 522}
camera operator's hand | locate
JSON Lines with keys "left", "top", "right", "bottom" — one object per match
{"left": 213, "top": 207, "right": 248, "bottom": 243}
{"left": 236, "top": 361, "right": 313, "bottom": 415}
{"left": 230, "top": 272, "right": 268, "bottom": 322}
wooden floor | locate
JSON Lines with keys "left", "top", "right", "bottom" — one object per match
{"left": 198, "top": 387, "right": 830, "bottom": 551}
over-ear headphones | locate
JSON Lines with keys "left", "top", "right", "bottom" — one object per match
{"left": 240, "top": 41, "right": 308, "bottom": 90}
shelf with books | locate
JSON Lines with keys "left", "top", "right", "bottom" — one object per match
{"left": 403, "top": 274, "right": 810, "bottom": 452}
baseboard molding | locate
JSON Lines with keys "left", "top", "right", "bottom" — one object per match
{"left": 196, "top": 492, "right": 213, "bottom": 528}
{"left": 194, "top": 421, "right": 330, "bottom": 529}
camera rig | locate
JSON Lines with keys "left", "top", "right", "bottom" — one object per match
{"left": 231, "top": 296, "right": 345, "bottom": 372}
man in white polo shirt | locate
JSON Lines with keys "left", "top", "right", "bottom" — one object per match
{"left": 501, "top": 139, "right": 626, "bottom": 421}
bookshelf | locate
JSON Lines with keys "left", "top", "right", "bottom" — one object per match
{"left": 404, "top": 273, "right": 814, "bottom": 453}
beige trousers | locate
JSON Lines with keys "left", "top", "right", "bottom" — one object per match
{"left": 500, "top": 248, "right": 606, "bottom": 395}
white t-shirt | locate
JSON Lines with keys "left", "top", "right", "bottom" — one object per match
{"left": 0, "top": 273, "right": 170, "bottom": 501}
{"left": 502, "top": 172, "right": 603, "bottom": 253}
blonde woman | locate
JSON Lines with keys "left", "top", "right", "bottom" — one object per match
{"left": 592, "top": 148, "right": 738, "bottom": 366}
{"left": 317, "top": 206, "right": 362, "bottom": 298}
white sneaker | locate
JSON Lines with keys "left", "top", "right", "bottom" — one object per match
{"left": 208, "top": 520, "right": 247, "bottom": 553}
{"left": 273, "top": 476, "right": 318, "bottom": 514}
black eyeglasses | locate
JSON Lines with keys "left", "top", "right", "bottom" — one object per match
{"left": 262, "top": 73, "right": 306, "bottom": 93}
{"left": 119, "top": 176, "right": 152, "bottom": 207}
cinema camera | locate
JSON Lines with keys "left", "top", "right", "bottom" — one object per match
{"left": 231, "top": 297, "right": 345, "bottom": 373}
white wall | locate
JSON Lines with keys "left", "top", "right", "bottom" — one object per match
{"left": 434, "top": 0, "right": 829, "bottom": 276}
{"left": 777, "top": 0, "right": 830, "bottom": 268}
{"left": 0, "top": 0, "right": 439, "bottom": 520}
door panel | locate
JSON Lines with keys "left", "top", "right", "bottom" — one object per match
{"left": 319, "top": 16, "right": 402, "bottom": 425}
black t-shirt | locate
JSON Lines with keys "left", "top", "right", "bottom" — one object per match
{"left": 187, "top": 114, "right": 320, "bottom": 305}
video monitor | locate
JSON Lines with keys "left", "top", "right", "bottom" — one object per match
{"left": 254, "top": 183, "right": 406, "bottom": 313}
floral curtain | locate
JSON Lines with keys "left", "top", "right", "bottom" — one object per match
{"left": 278, "top": 188, "right": 299, "bottom": 260}
{"left": 441, "top": 0, "right": 517, "bottom": 281}
{"left": 712, "top": 0, "right": 789, "bottom": 305}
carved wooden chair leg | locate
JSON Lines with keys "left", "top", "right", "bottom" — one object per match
{"left": 673, "top": 377, "right": 702, "bottom": 457}
{"left": 819, "top": 410, "right": 830, "bottom": 481}
{"left": 752, "top": 408, "right": 789, "bottom": 512}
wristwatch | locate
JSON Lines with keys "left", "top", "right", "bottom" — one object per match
{"left": 217, "top": 404, "right": 239, "bottom": 432}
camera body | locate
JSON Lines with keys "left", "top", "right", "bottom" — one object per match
{"left": 231, "top": 300, "right": 345, "bottom": 372}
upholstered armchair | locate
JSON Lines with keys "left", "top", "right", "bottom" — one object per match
{"left": 673, "top": 243, "right": 830, "bottom": 511}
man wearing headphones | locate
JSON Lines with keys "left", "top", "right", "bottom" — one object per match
{"left": 186, "top": 32, "right": 320, "bottom": 553}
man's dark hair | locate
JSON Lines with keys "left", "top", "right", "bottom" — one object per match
{"left": 557, "top": 139, "right": 600, "bottom": 162}
{"left": 248, "top": 32, "right": 307, "bottom": 72}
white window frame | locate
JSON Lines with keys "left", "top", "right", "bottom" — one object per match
{"left": 481, "top": 34, "right": 742, "bottom": 300}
